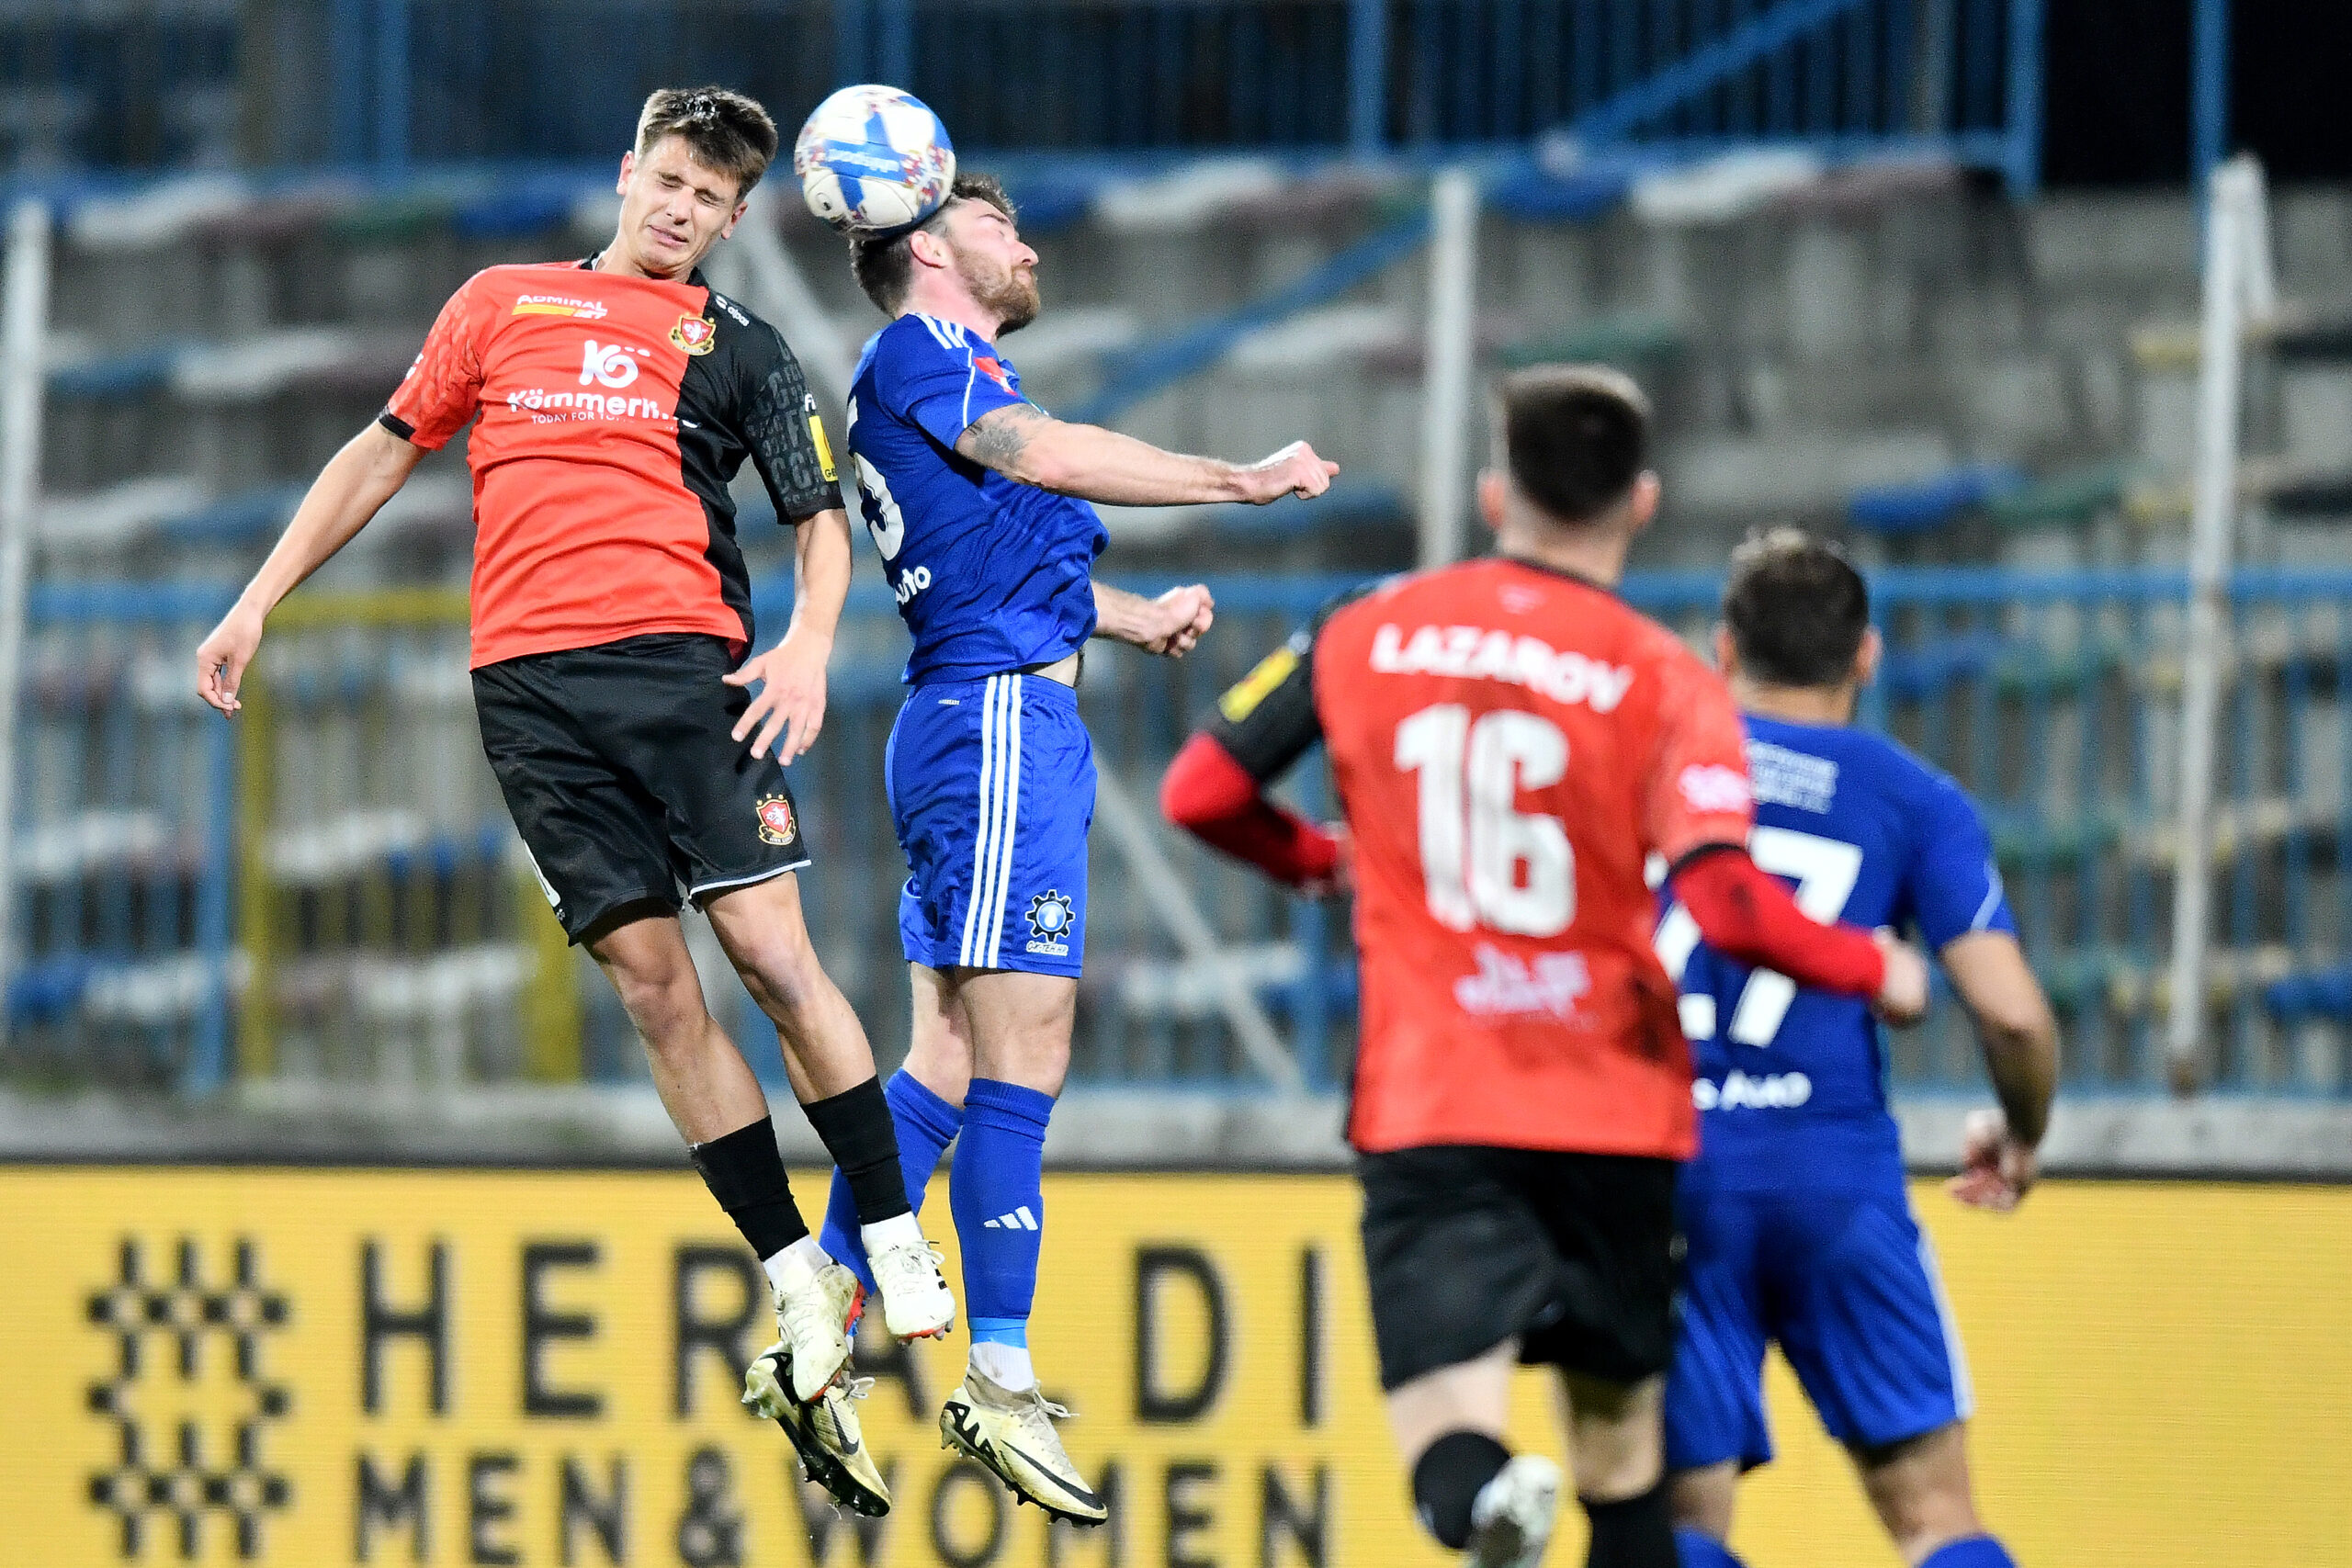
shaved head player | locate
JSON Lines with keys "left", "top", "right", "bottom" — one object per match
{"left": 195, "top": 85, "right": 948, "bottom": 1518}
{"left": 1163, "top": 367, "right": 1930, "bottom": 1568}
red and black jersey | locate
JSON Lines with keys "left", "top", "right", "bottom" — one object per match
{"left": 1200, "top": 558, "right": 1756, "bottom": 1160}
{"left": 380, "top": 257, "right": 842, "bottom": 669}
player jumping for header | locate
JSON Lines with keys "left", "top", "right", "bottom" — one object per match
{"left": 193, "top": 86, "right": 950, "bottom": 1517}
{"left": 809, "top": 173, "right": 1339, "bottom": 1523}
{"left": 1657, "top": 530, "right": 2057, "bottom": 1568}
{"left": 1161, "top": 367, "right": 1929, "bottom": 1568}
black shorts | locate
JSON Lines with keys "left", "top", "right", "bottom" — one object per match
{"left": 1357, "top": 1145, "right": 1680, "bottom": 1391}
{"left": 473, "top": 633, "right": 810, "bottom": 943}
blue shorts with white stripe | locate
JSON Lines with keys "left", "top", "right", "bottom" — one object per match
{"left": 887, "top": 672, "right": 1093, "bottom": 977}
{"left": 1663, "top": 1182, "right": 1973, "bottom": 1472}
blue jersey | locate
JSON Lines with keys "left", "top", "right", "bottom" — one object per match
{"left": 847, "top": 313, "right": 1108, "bottom": 685}
{"left": 1662, "top": 715, "right": 2014, "bottom": 1191}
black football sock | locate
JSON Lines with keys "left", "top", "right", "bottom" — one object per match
{"left": 1583, "top": 1483, "right": 1676, "bottom": 1568}
{"left": 1412, "top": 1431, "right": 1511, "bottom": 1551}
{"left": 802, "top": 1076, "right": 913, "bottom": 1225}
{"left": 689, "top": 1116, "right": 809, "bottom": 1258}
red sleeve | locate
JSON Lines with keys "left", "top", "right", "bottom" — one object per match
{"left": 1642, "top": 650, "right": 1755, "bottom": 863}
{"left": 1160, "top": 734, "right": 1342, "bottom": 889}
{"left": 1671, "top": 848, "right": 1886, "bottom": 997}
{"left": 380, "top": 273, "right": 492, "bottom": 450}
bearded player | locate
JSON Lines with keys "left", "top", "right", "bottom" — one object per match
{"left": 1160, "top": 367, "right": 1930, "bottom": 1568}
{"left": 1657, "top": 530, "right": 2056, "bottom": 1568}
{"left": 806, "top": 173, "right": 1338, "bottom": 1521}
{"left": 193, "top": 86, "right": 950, "bottom": 1517}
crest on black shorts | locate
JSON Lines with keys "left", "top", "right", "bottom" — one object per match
{"left": 755, "top": 795, "right": 797, "bottom": 845}
{"left": 671, "top": 312, "right": 717, "bottom": 355}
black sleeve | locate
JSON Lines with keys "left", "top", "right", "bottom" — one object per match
{"left": 1201, "top": 587, "right": 1372, "bottom": 782}
{"left": 741, "top": 322, "right": 844, "bottom": 523}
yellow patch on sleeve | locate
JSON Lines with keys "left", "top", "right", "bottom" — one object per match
{"left": 1217, "top": 645, "right": 1300, "bottom": 724}
{"left": 808, "top": 414, "right": 839, "bottom": 483}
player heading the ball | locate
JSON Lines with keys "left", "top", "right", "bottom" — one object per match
{"left": 797, "top": 164, "right": 1339, "bottom": 1526}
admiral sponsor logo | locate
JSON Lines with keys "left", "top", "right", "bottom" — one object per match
{"left": 1369, "top": 623, "right": 1636, "bottom": 712}
{"left": 1023, "top": 890, "right": 1076, "bottom": 957}
{"left": 1452, "top": 943, "right": 1591, "bottom": 1021}
{"left": 754, "top": 795, "right": 797, "bottom": 846}
{"left": 1677, "top": 762, "right": 1753, "bottom": 816}
{"left": 1693, "top": 1068, "right": 1814, "bottom": 1111}
{"left": 709, "top": 291, "right": 752, "bottom": 327}
{"left": 512, "top": 293, "right": 610, "bottom": 321}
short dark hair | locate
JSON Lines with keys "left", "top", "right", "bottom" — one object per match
{"left": 635, "top": 85, "right": 777, "bottom": 197}
{"left": 1492, "top": 364, "right": 1650, "bottom": 525}
{"left": 1723, "top": 527, "right": 1871, "bottom": 688}
{"left": 849, "top": 174, "right": 1018, "bottom": 313}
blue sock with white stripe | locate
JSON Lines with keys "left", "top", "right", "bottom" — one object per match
{"left": 820, "top": 1069, "right": 966, "bottom": 1293}
{"left": 1921, "top": 1538, "right": 2018, "bottom": 1568}
{"left": 950, "top": 1078, "right": 1055, "bottom": 1369}
{"left": 1676, "top": 1528, "right": 1750, "bottom": 1568}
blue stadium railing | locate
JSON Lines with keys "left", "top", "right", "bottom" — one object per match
{"left": 15, "top": 568, "right": 2352, "bottom": 1101}
{"left": 6, "top": 0, "right": 2045, "bottom": 192}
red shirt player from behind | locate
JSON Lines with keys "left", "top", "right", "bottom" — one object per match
{"left": 193, "top": 86, "right": 949, "bottom": 1517}
{"left": 1162, "top": 367, "right": 1928, "bottom": 1568}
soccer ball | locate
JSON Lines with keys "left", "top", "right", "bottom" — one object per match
{"left": 793, "top": 85, "right": 956, "bottom": 233}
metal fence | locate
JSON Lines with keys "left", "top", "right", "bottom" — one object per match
{"left": 10, "top": 567, "right": 2352, "bottom": 1100}
{"left": 6, "top": 0, "right": 2045, "bottom": 186}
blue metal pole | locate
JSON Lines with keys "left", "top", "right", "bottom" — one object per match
{"left": 1348, "top": 0, "right": 1387, "bottom": 155}
{"left": 329, "top": 0, "right": 368, "bottom": 165}
{"left": 2003, "top": 0, "right": 2043, "bottom": 197}
{"left": 2190, "top": 0, "right": 2228, "bottom": 197}
{"left": 187, "top": 712, "right": 235, "bottom": 1095}
{"left": 375, "top": 0, "right": 410, "bottom": 171}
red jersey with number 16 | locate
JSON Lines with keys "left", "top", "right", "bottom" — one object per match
{"left": 1311, "top": 558, "right": 1754, "bottom": 1158}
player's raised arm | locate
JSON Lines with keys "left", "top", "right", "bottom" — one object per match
{"left": 194, "top": 422, "right": 425, "bottom": 715}
{"left": 956, "top": 407, "right": 1337, "bottom": 507}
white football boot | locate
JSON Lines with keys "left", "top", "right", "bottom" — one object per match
{"left": 1464, "top": 1455, "right": 1563, "bottom": 1568}
{"left": 868, "top": 1235, "right": 956, "bottom": 1340}
{"left": 938, "top": 1367, "right": 1108, "bottom": 1526}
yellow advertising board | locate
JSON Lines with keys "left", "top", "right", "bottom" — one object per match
{"left": 3, "top": 1168, "right": 2349, "bottom": 1567}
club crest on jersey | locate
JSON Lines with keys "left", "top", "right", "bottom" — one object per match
{"left": 974, "top": 355, "right": 1014, "bottom": 393}
{"left": 754, "top": 795, "right": 797, "bottom": 845}
{"left": 670, "top": 312, "right": 718, "bottom": 355}
{"left": 1023, "top": 890, "right": 1075, "bottom": 956}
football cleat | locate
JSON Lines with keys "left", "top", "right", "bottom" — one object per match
{"left": 870, "top": 1236, "right": 956, "bottom": 1341}
{"left": 1464, "top": 1454, "right": 1562, "bottom": 1568}
{"left": 937, "top": 1368, "right": 1108, "bottom": 1526}
{"left": 744, "top": 1342, "right": 892, "bottom": 1517}
{"left": 772, "top": 1261, "right": 863, "bottom": 1403}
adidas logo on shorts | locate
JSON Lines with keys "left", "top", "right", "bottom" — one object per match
{"left": 982, "top": 1206, "right": 1040, "bottom": 1231}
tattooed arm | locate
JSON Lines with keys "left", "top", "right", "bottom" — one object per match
{"left": 953, "top": 402, "right": 1338, "bottom": 506}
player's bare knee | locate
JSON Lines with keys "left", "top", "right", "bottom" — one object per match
{"left": 1855, "top": 1424, "right": 1981, "bottom": 1562}
{"left": 615, "top": 966, "right": 711, "bottom": 1052}
{"left": 1668, "top": 1462, "right": 1738, "bottom": 1540}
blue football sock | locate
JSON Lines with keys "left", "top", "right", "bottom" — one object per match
{"left": 949, "top": 1077, "right": 1055, "bottom": 1346}
{"left": 1675, "top": 1527, "right": 1750, "bottom": 1568}
{"left": 820, "top": 1069, "right": 966, "bottom": 1293}
{"left": 1921, "top": 1538, "right": 2018, "bottom": 1568}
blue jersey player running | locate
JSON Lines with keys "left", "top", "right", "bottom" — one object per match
{"left": 1658, "top": 531, "right": 2057, "bottom": 1568}
{"left": 816, "top": 173, "right": 1339, "bottom": 1521}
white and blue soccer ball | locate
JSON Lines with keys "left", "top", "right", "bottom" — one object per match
{"left": 793, "top": 85, "right": 956, "bottom": 233}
